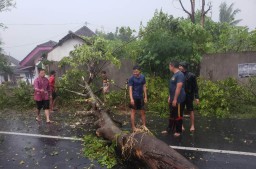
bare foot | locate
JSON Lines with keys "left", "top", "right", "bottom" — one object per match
{"left": 182, "top": 126, "right": 185, "bottom": 132}
{"left": 46, "top": 120, "right": 54, "bottom": 124}
{"left": 174, "top": 133, "right": 181, "bottom": 137}
{"left": 132, "top": 127, "right": 138, "bottom": 132}
{"left": 161, "top": 130, "right": 168, "bottom": 134}
{"left": 190, "top": 126, "right": 195, "bottom": 132}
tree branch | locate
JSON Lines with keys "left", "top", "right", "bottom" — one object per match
{"left": 64, "top": 88, "right": 89, "bottom": 97}
{"left": 204, "top": 3, "right": 212, "bottom": 15}
{"left": 178, "top": 0, "right": 192, "bottom": 16}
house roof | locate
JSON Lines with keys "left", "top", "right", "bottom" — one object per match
{"left": 4, "top": 55, "right": 20, "bottom": 66}
{"left": 55, "top": 26, "right": 95, "bottom": 47}
{"left": 20, "top": 40, "right": 57, "bottom": 67}
{"left": 74, "top": 26, "right": 96, "bottom": 37}
{"left": 37, "top": 40, "right": 57, "bottom": 47}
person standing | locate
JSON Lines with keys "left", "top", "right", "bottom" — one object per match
{"left": 101, "top": 71, "right": 110, "bottom": 102}
{"left": 162, "top": 61, "right": 186, "bottom": 137}
{"left": 179, "top": 62, "right": 199, "bottom": 132}
{"left": 49, "top": 70, "right": 57, "bottom": 112}
{"left": 34, "top": 69, "right": 53, "bottom": 123}
{"left": 128, "top": 66, "right": 147, "bottom": 132}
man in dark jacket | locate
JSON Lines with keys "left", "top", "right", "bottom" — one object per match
{"left": 179, "top": 62, "right": 199, "bottom": 132}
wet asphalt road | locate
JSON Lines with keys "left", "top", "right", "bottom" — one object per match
{"left": 0, "top": 110, "right": 256, "bottom": 169}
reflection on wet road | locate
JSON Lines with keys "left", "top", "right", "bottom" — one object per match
{"left": 0, "top": 110, "right": 256, "bottom": 169}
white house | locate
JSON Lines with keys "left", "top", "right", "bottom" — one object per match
{"left": 0, "top": 55, "right": 27, "bottom": 84}
{"left": 47, "top": 26, "right": 95, "bottom": 62}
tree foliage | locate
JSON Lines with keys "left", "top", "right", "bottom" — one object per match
{"left": 219, "top": 2, "right": 242, "bottom": 26}
{"left": 58, "top": 36, "right": 120, "bottom": 91}
{"left": 0, "top": 0, "right": 15, "bottom": 12}
{"left": 137, "top": 10, "right": 211, "bottom": 76}
{"left": 0, "top": 54, "right": 12, "bottom": 74}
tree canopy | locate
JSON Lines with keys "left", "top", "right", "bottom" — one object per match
{"left": 219, "top": 2, "right": 242, "bottom": 26}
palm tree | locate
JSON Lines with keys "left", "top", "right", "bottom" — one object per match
{"left": 219, "top": 2, "right": 242, "bottom": 25}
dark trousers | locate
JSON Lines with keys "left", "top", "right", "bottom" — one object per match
{"left": 168, "top": 102, "right": 185, "bottom": 133}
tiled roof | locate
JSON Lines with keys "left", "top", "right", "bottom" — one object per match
{"left": 74, "top": 26, "right": 95, "bottom": 37}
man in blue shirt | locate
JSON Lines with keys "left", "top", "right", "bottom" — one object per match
{"left": 162, "top": 61, "right": 186, "bottom": 137}
{"left": 128, "top": 66, "right": 147, "bottom": 132}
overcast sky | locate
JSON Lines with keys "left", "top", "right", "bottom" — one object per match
{"left": 0, "top": 0, "right": 255, "bottom": 61}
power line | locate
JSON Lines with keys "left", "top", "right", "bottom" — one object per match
{"left": 4, "top": 22, "right": 84, "bottom": 26}
{"left": 4, "top": 24, "right": 84, "bottom": 48}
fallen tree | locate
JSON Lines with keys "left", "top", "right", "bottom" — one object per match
{"left": 57, "top": 36, "right": 198, "bottom": 168}
{"left": 68, "top": 80, "right": 198, "bottom": 169}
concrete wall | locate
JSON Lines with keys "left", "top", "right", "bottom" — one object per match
{"left": 103, "top": 59, "right": 135, "bottom": 90}
{"left": 200, "top": 52, "right": 256, "bottom": 81}
{"left": 47, "top": 38, "right": 84, "bottom": 61}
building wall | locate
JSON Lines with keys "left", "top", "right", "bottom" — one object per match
{"left": 200, "top": 52, "right": 256, "bottom": 81}
{"left": 0, "top": 75, "right": 4, "bottom": 84}
{"left": 47, "top": 38, "right": 84, "bottom": 61}
{"left": 103, "top": 59, "right": 135, "bottom": 90}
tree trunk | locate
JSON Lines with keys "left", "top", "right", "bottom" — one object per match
{"left": 73, "top": 80, "right": 198, "bottom": 168}
{"left": 95, "top": 110, "right": 198, "bottom": 169}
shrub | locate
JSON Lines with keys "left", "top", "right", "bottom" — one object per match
{"left": 83, "top": 135, "right": 117, "bottom": 168}
{"left": 146, "top": 77, "right": 169, "bottom": 117}
{"left": 105, "top": 90, "right": 127, "bottom": 108}
{"left": 0, "top": 82, "right": 34, "bottom": 111}
{"left": 197, "top": 77, "right": 256, "bottom": 118}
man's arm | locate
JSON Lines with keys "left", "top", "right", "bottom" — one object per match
{"left": 129, "top": 86, "right": 134, "bottom": 105}
{"left": 192, "top": 75, "right": 199, "bottom": 104}
{"left": 172, "top": 82, "right": 183, "bottom": 106}
{"left": 34, "top": 79, "right": 43, "bottom": 92}
{"left": 143, "top": 84, "right": 147, "bottom": 103}
{"left": 47, "top": 80, "right": 52, "bottom": 98}
{"left": 192, "top": 76, "right": 199, "bottom": 99}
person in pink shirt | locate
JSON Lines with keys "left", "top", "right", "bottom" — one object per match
{"left": 34, "top": 69, "right": 53, "bottom": 123}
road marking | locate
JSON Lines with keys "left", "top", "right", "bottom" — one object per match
{"left": 170, "top": 146, "right": 256, "bottom": 157}
{"left": 1, "top": 131, "right": 256, "bottom": 157}
{"left": 0, "top": 131, "right": 83, "bottom": 141}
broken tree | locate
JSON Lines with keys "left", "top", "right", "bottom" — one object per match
{"left": 70, "top": 80, "right": 198, "bottom": 169}
{"left": 58, "top": 36, "right": 198, "bottom": 168}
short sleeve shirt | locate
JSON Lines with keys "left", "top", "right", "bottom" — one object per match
{"left": 169, "top": 71, "right": 186, "bottom": 103}
{"left": 128, "top": 75, "right": 146, "bottom": 99}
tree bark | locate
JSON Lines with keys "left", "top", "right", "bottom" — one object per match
{"left": 200, "top": 0, "right": 211, "bottom": 27}
{"left": 76, "top": 82, "right": 198, "bottom": 169}
{"left": 95, "top": 110, "right": 198, "bottom": 169}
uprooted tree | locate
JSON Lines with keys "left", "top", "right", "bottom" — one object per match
{"left": 57, "top": 36, "right": 198, "bottom": 169}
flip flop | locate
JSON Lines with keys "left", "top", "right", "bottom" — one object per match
{"left": 174, "top": 133, "right": 181, "bottom": 137}
{"left": 190, "top": 129, "right": 195, "bottom": 132}
{"left": 190, "top": 127, "right": 195, "bottom": 132}
{"left": 161, "top": 130, "right": 168, "bottom": 134}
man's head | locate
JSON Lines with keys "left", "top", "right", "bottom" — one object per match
{"left": 39, "top": 69, "right": 45, "bottom": 78}
{"left": 179, "top": 62, "right": 188, "bottom": 72}
{"left": 169, "top": 61, "right": 179, "bottom": 73}
{"left": 50, "top": 70, "right": 56, "bottom": 76}
{"left": 133, "top": 65, "right": 141, "bottom": 77}
{"left": 101, "top": 71, "right": 107, "bottom": 78}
